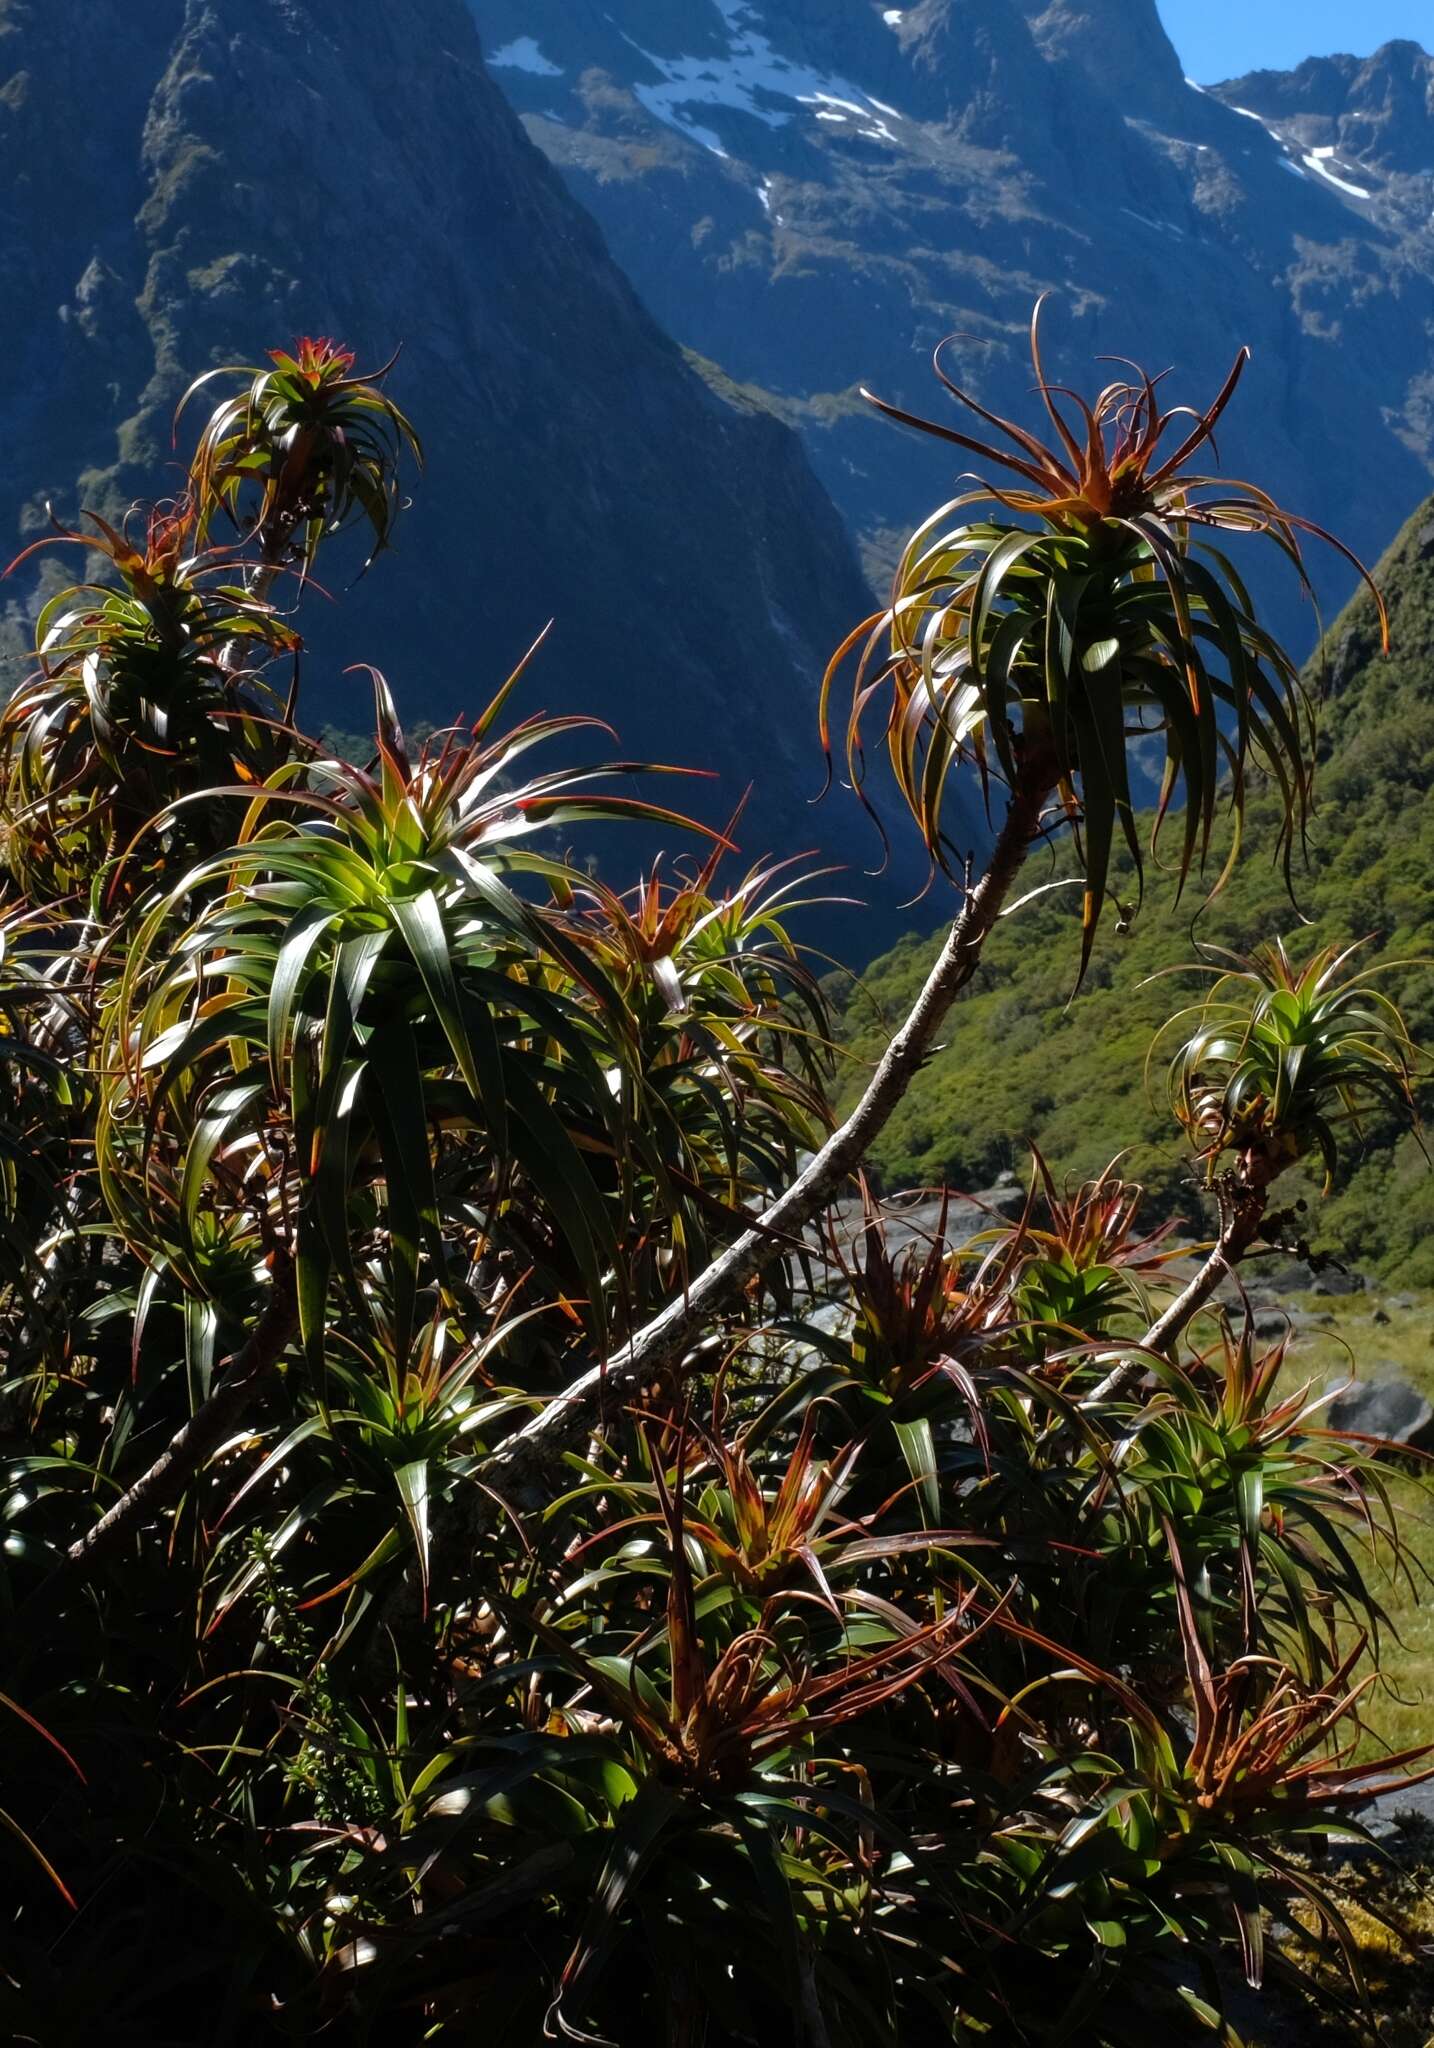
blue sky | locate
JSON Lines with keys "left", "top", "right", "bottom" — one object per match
{"left": 1158, "top": 1, "right": 1429, "bottom": 82}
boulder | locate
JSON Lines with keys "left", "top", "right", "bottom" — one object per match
{"left": 1328, "top": 1375, "right": 1434, "bottom": 1451}
{"left": 1309, "top": 1268, "right": 1368, "bottom": 1297}
{"left": 1251, "top": 1307, "right": 1335, "bottom": 1340}
{"left": 821, "top": 1184, "right": 1026, "bottom": 1262}
{"left": 1252, "top": 1308, "right": 1291, "bottom": 1340}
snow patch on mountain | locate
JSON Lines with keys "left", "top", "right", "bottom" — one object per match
{"left": 487, "top": 36, "right": 561, "bottom": 77}
{"left": 1303, "top": 150, "right": 1372, "bottom": 198}
{"left": 617, "top": 1, "right": 902, "bottom": 155}
{"left": 1212, "top": 94, "right": 1378, "bottom": 200}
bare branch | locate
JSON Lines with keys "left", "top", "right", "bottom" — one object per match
{"left": 1084, "top": 1184, "right": 1270, "bottom": 1405}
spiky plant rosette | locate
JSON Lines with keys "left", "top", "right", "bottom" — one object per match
{"left": 825, "top": 299, "right": 1387, "bottom": 977}
{"left": 0, "top": 501, "right": 298, "bottom": 902}
{"left": 1158, "top": 937, "right": 1424, "bottom": 1190}
{"left": 181, "top": 336, "right": 422, "bottom": 577}
{"left": 988, "top": 1151, "right": 1184, "bottom": 1355}
{"left": 98, "top": 662, "right": 718, "bottom": 1375}
{"left": 558, "top": 842, "right": 840, "bottom": 1265}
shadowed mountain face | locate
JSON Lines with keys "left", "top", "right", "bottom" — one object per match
{"left": 472, "top": 0, "right": 1434, "bottom": 655}
{"left": 0, "top": 0, "right": 928, "bottom": 928}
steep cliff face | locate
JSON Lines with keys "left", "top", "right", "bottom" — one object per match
{"left": 473, "top": 0, "right": 1434, "bottom": 653}
{"left": 0, "top": 0, "right": 918, "bottom": 915}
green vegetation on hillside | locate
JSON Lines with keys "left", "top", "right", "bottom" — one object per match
{"left": 837, "top": 501, "right": 1434, "bottom": 1280}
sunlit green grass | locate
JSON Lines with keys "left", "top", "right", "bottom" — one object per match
{"left": 1235, "top": 1293, "right": 1434, "bottom": 2044}
{"left": 1265, "top": 1291, "right": 1434, "bottom": 1761}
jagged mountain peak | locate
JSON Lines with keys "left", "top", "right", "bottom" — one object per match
{"left": 1019, "top": 0, "right": 1174, "bottom": 57}
{"left": 1215, "top": 38, "right": 1434, "bottom": 177}
{"left": 896, "top": 0, "right": 1191, "bottom": 131}
{"left": 1020, "top": 0, "right": 1189, "bottom": 107}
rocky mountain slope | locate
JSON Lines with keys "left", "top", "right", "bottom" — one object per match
{"left": 1216, "top": 38, "right": 1434, "bottom": 180}
{"left": 472, "top": 0, "right": 1434, "bottom": 655}
{"left": 0, "top": 0, "right": 915, "bottom": 911}
{"left": 835, "top": 494, "right": 1434, "bottom": 1285}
